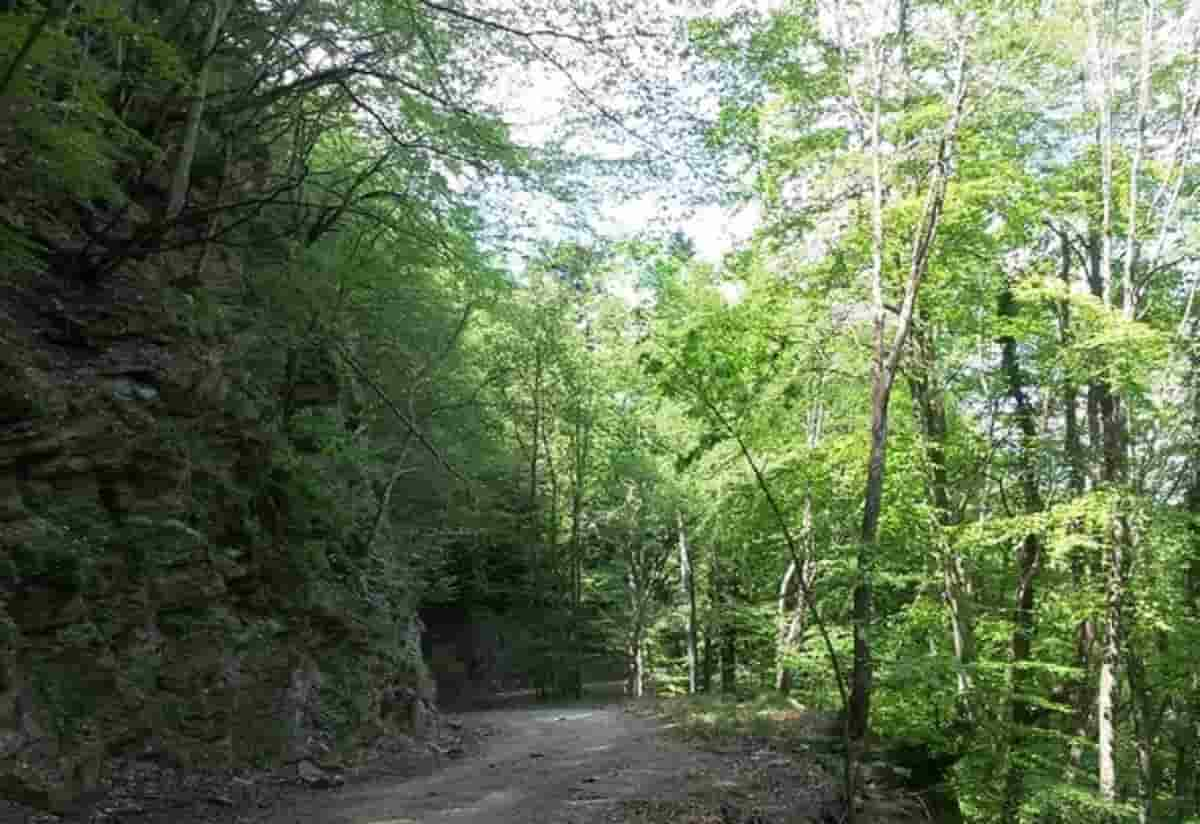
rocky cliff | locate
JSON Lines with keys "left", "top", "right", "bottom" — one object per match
{"left": 0, "top": 239, "right": 436, "bottom": 811}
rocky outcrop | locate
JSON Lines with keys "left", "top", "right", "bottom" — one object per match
{"left": 0, "top": 252, "right": 434, "bottom": 810}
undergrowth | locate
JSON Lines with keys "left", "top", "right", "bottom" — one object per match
{"left": 641, "top": 693, "right": 834, "bottom": 751}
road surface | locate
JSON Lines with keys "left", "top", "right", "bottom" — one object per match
{"left": 266, "top": 700, "right": 728, "bottom": 824}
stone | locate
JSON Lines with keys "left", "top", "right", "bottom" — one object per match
{"left": 0, "top": 237, "right": 437, "bottom": 813}
{"left": 109, "top": 377, "right": 159, "bottom": 403}
{"left": 133, "top": 384, "right": 159, "bottom": 402}
{"left": 296, "top": 759, "right": 343, "bottom": 789}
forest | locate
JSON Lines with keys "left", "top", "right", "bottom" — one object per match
{"left": 2, "top": 0, "right": 1200, "bottom": 822}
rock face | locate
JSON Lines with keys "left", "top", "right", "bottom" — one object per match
{"left": 0, "top": 253, "right": 435, "bottom": 810}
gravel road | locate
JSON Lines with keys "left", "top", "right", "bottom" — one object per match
{"left": 265, "top": 700, "right": 727, "bottom": 824}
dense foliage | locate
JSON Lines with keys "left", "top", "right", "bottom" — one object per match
{"left": 5, "top": 0, "right": 1200, "bottom": 822}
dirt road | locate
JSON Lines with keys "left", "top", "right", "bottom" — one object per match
{"left": 267, "top": 701, "right": 730, "bottom": 824}
{"left": 1, "top": 692, "right": 845, "bottom": 824}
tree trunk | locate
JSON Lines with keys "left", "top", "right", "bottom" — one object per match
{"left": 776, "top": 560, "right": 799, "bottom": 695}
{"left": 527, "top": 337, "right": 543, "bottom": 604}
{"left": 1097, "top": 566, "right": 1120, "bottom": 805}
{"left": 1175, "top": 707, "right": 1199, "bottom": 822}
{"left": 1084, "top": 4, "right": 1133, "bottom": 809}
{"left": 1126, "top": 651, "right": 1160, "bottom": 824}
{"left": 364, "top": 447, "right": 414, "bottom": 557}
{"left": 849, "top": 30, "right": 967, "bottom": 745}
{"left": 1070, "top": 618, "right": 1097, "bottom": 774}
{"left": 165, "top": 0, "right": 234, "bottom": 221}
{"left": 776, "top": 511, "right": 815, "bottom": 696}
{"left": 1178, "top": 391, "right": 1200, "bottom": 818}
{"left": 627, "top": 558, "right": 645, "bottom": 699}
{"left": 779, "top": 401, "right": 823, "bottom": 696}
{"left": 1099, "top": 385, "right": 1132, "bottom": 815}
{"left": 720, "top": 625, "right": 737, "bottom": 695}
{"left": 851, "top": 374, "right": 890, "bottom": 740}
{"left": 701, "top": 624, "right": 713, "bottom": 693}
{"left": 910, "top": 327, "right": 975, "bottom": 715}
{"left": 566, "top": 371, "right": 592, "bottom": 701}
{"left": 776, "top": 614, "right": 805, "bottom": 695}
{"left": 1097, "top": 381, "right": 1128, "bottom": 810}
{"left": 1001, "top": 531, "right": 1041, "bottom": 822}
{"left": 629, "top": 623, "right": 645, "bottom": 698}
{"left": 707, "top": 545, "right": 721, "bottom": 694}
{"left": 635, "top": 641, "right": 645, "bottom": 698}
{"left": 678, "top": 511, "right": 699, "bottom": 695}
{"left": 998, "top": 285, "right": 1046, "bottom": 821}
{"left": 1124, "top": 0, "right": 1157, "bottom": 319}
{"left": 720, "top": 573, "right": 737, "bottom": 695}
{"left": 570, "top": 549, "right": 583, "bottom": 699}
{"left": 1060, "top": 230, "right": 1099, "bottom": 772}
{"left": 851, "top": 41, "right": 889, "bottom": 745}
{"left": 1056, "top": 228, "right": 1095, "bottom": 778}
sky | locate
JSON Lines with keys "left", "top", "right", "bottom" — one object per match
{"left": 597, "top": 195, "right": 761, "bottom": 263}
{"left": 480, "top": 0, "right": 765, "bottom": 266}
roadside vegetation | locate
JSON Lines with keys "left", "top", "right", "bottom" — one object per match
{"left": 3, "top": 1, "right": 1200, "bottom": 823}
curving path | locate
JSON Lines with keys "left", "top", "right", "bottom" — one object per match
{"left": 264, "top": 699, "right": 725, "bottom": 824}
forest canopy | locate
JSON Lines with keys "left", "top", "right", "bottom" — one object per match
{"left": 4, "top": 0, "right": 1200, "bottom": 822}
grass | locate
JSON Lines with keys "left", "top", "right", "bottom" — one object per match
{"left": 618, "top": 799, "right": 727, "bottom": 824}
{"left": 623, "top": 692, "right": 848, "bottom": 824}
{"left": 640, "top": 692, "right": 838, "bottom": 752}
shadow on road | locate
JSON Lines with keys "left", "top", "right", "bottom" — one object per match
{"left": 455, "top": 679, "right": 628, "bottom": 712}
